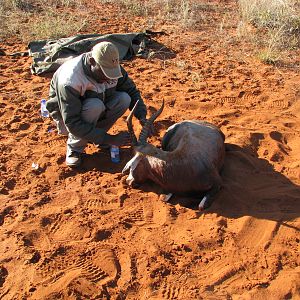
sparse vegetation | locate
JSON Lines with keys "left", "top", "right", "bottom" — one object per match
{"left": 0, "top": 0, "right": 87, "bottom": 41}
{"left": 238, "top": 0, "right": 299, "bottom": 30}
{"left": 29, "top": 12, "right": 87, "bottom": 40}
{"left": 99, "top": 0, "right": 215, "bottom": 28}
{"left": 257, "top": 48, "right": 280, "bottom": 65}
{"left": 0, "top": 0, "right": 217, "bottom": 41}
{"left": 1, "top": 0, "right": 299, "bottom": 66}
{"left": 238, "top": 0, "right": 300, "bottom": 64}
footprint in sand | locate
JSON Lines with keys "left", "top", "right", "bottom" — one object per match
{"left": 117, "top": 252, "right": 138, "bottom": 288}
{"left": 75, "top": 247, "right": 120, "bottom": 285}
{"left": 205, "top": 262, "right": 245, "bottom": 289}
{"left": 177, "top": 100, "right": 199, "bottom": 111}
{"left": 268, "top": 99, "right": 290, "bottom": 109}
{"left": 41, "top": 213, "right": 91, "bottom": 242}
{"left": 217, "top": 93, "right": 258, "bottom": 107}
{"left": 35, "top": 246, "right": 121, "bottom": 299}
{"left": 46, "top": 136, "right": 67, "bottom": 149}
{"left": 123, "top": 205, "right": 146, "bottom": 225}
{"left": 158, "top": 281, "right": 183, "bottom": 299}
{"left": 235, "top": 217, "right": 281, "bottom": 250}
{"left": 189, "top": 249, "right": 246, "bottom": 293}
{"left": 37, "top": 246, "right": 76, "bottom": 278}
{"left": 81, "top": 192, "right": 121, "bottom": 211}
{"left": 40, "top": 213, "right": 62, "bottom": 235}
{"left": 123, "top": 200, "right": 178, "bottom": 227}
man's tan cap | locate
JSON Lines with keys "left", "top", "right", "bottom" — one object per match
{"left": 91, "top": 41, "right": 122, "bottom": 79}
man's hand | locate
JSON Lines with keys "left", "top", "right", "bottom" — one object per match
{"left": 139, "top": 118, "right": 156, "bottom": 137}
{"left": 105, "top": 131, "right": 131, "bottom": 147}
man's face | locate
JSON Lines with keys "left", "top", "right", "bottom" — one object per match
{"left": 91, "top": 63, "right": 111, "bottom": 83}
{"left": 89, "top": 57, "right": 113, "bottom": 84}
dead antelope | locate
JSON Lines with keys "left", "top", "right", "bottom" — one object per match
{"left": 122, "top": 100, "right": 225, "bottom": 210}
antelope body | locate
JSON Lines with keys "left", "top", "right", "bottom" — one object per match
{"left": 123, "top": 101, "right": 225, "bottom": 210}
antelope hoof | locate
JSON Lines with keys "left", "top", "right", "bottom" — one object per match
{"left": 126, "top": 177, "right": 134, "bottom": 186}
{"left": 159, "top": 193, "right": 173, "bottom": 202}
{"left": 198, "top": 195, "right": 211, "bottom": 211}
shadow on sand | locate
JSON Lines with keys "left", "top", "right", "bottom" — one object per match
{"left": 144, "top": 37, "right": 176, "bottom": 60}
{"left": 124, "top": 143, "right": 300, "bottom": 227}
{"left": 60, "top": 133, "right": 299, "bottom": 228}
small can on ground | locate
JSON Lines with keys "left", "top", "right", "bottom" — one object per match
{"left": 110, "top": 145, "right": 120, "bottom": 163}
{"left": 41, "top": 99, "right": 49, "bottom": 117}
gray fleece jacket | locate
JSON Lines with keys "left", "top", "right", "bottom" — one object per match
{"left": 46, "top": 53, "right": 147, "bottom": 144}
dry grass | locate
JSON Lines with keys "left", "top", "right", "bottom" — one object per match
{"left": 0, "top": 0, "right": 87, "bottom": 42}
{"left": 99, "top": 0, "right": 216, "bottom": 29}
{"left": 2, "top": 0, "right": 299, "bottom": 66}
{"left": 29, "top": 12, "right": 87, "bottom": 41}
{"left": 0, "top": 0, "right": 217, "bottom": 41}
{"left": 238, "top": 0, "right": 300, "bottom": 64}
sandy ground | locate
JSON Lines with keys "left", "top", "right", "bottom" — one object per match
{"left": 0, "top": 1, "right": 300, "bottom": 299}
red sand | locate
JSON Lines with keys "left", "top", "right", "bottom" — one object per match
{"left": 0, "top": 1, "right": 299, "bottom": 299}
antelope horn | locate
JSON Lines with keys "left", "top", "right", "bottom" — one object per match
{"left": 127, "top": 100, "right": 139, "bottom": 146}
{"left": 139, "top": 100, "right": 164, "bottom": 144}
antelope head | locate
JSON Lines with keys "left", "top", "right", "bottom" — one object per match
{"left": 122, "top": 100, "right": 165, "bottom": 186}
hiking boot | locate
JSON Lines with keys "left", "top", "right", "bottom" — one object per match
{"left": 66, "top": 149, "right": 82, "bottom": 167}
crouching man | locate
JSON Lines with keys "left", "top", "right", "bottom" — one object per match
{"left": 46, "top": 41, "right": 149, "bottom": 167}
